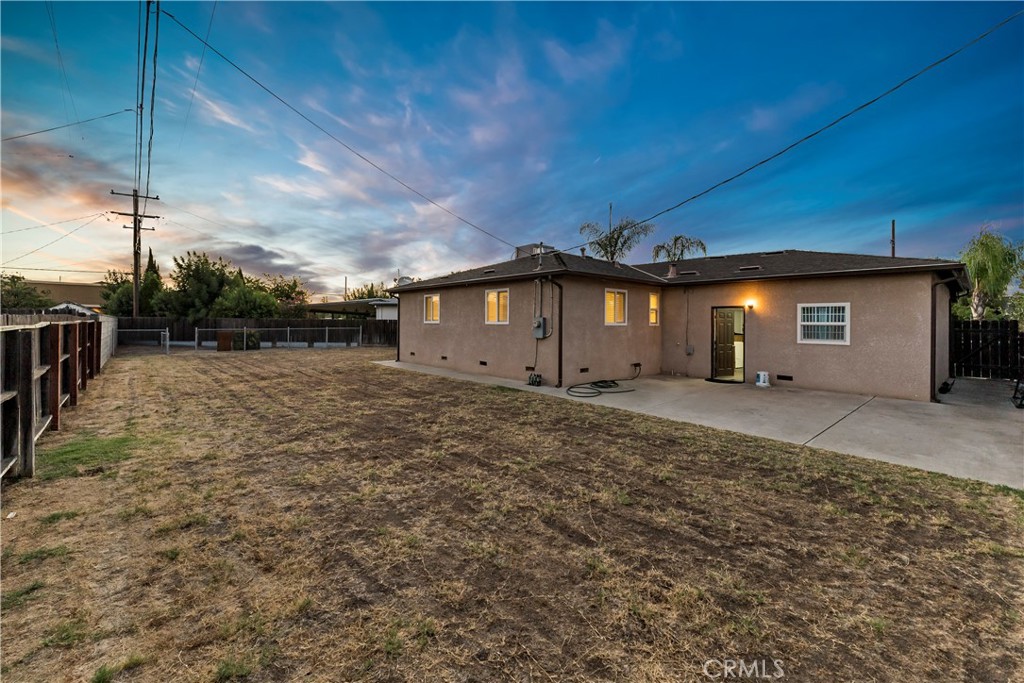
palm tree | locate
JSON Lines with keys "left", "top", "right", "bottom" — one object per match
{"left": 959, "top": 227, "right": 1023, "bottom": 320}
{"left": 578, "top": 218, "right": 654, "bottom": 262}
{"left": 651, "top": 235, "right": 707, "bottom": 262}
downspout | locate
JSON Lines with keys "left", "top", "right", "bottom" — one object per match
{"left": 395, "top": 294, "right": 401, "bottom": 362}
{"left": 930, "top": 275, "right": 959, "bottom": 401}
{"left": 551, "top": 278, "right": 564, "bottom": 388}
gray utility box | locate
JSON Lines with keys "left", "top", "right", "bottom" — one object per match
{"left": 532, "top": 317, "right": 547, "bottom": 339}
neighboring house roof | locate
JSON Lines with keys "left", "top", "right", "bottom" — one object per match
{"left": 392, "top": 249, "right": 968, "bottom": 294}
{"left": 307, "top": 298, "right": 398, "bottom": 316}
{"left": 390, "top": 252, "right": 664, "bottom": 292}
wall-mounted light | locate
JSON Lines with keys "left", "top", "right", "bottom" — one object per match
{"left": 745, "top": 299, "right": 755, "bottom": 311}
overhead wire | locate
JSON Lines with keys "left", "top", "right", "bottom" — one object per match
{"left": 1, "top": 213, "right": 106, "bottom": 234}
{"left": 553, "top": 7, "right": 1024, "bottom": 259}
{"left": 0, "top": 267, "right": 110, "bottom": 274}
{"left": 1, "top": 109, "right": 133, "bottom": 142}
{"left": 178, "top": 0, "right": 218, "bottom": 150}
{"left": 2, "top": 214, "right": 106, "bottom": 265}
{"left": 144, "top": 1, "right": 160, "bottom": 212}
{"left": 161, "top": 8, "right": 516, "bottom": 249}
{"left": 137, "top": 0, "right": 152, "bottom": 191}
{"left": 44, "top": 1, "right": 79, "bottom": 141}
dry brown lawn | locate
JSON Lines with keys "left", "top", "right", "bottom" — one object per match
{"left": 1, "top": 347, "right": 1022, "bottom": 682}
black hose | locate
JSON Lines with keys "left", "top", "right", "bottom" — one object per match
{"left": 566, "top": 365, "right": 641, "bottom": 397}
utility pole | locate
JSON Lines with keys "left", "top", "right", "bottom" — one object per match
{"left": 110, "top": 189, "right": 160, "bottom": 318}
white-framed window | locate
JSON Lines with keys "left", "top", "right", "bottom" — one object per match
{"left": 485, "top": 289, "right": 509, "bottom": 324}
{"left": 424, "top": 294, "right": 440, "bottom": 323}
{"left": 605, "top": 289, "right": 627, "bottom": 326}
{"left": 797, "top": 303, "right": 850, "bottom": 344}
{"left": 649, "top": 292, "right": 660, "bottom": 326}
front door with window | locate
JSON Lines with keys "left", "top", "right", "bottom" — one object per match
{"left": 712, "top": 307, "right": 745, "bottom": 382}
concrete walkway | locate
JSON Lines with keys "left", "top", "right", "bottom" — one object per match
{"left": 377, "top": 361, "right": 1024, "bottom": 489}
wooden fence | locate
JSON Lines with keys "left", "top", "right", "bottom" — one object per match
{"left": 1, "top": 317, "right": 102, "bottom": 479}
{"left": 951, "top": 319, "right": 1022, "bottom": 379}
{"left": 117, "top": 317, "right": 397, "bottom": 347}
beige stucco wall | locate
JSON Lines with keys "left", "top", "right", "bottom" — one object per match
{"left": 397, "top": 276, "right": 662, "bottom": 387}
{"left": 933, "top": 277, "right": 952, "bottom": 392}
{"left": 661, "top": 273, "right": 938, "bottom": 401}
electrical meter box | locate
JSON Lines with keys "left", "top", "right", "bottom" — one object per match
{"left": 532, "top": 316, "right": 547, "bottom": 339}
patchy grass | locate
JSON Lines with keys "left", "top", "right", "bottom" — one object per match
{"left": 15, "top": 545, "right": 68, "bottom": 564}
{"left": 0, "top": 347, "right": 1021, "bottom": 682}
{"left": 36, "top": 434, "right": 136, "bottom": 480}
{"left": 1, "top": 581, "right": 45, "bottom": 610}
{"left": 39, "top": 510, "right": 80, "bottom": 525}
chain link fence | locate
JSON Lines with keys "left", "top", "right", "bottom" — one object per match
{"left": 194, "top": 326, "right": 362, "bottom": 350}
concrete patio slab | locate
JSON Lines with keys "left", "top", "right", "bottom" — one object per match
{"left": 376, "top": 361, "right": 1024, "bottom": 489}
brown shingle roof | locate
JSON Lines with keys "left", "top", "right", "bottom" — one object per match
{"left": 391, "top": 249, "right": 968, "bottom": 293}
{"left": 390, "top": 252, "right": 664, "bottom": 292}
{"left": 632, "top": 250, "right": 967, "bottom": 289}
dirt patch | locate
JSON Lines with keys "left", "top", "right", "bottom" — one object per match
{"left": 1, "top": 347, "right": 1022, "bottom": 682}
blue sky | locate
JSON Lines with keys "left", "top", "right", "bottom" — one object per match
{"left": 2, "top": 1, "right": 1021, "bottom": 299}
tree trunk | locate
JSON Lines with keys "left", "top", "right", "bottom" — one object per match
{"left": 970, "top": 282, "right": 986, "bottom": 320}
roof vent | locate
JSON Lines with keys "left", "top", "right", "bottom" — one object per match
{"left": 483, "top": 268, "right": 496, "bottom": 274}
{"left": 738, "top": 265, "right": 763, "bottom": 272}
{"left": 678, "top": 270, "right": 699, "bottom": 276}
{"left": 760, "top": 250, "right": 785, "bottom": 256}
{"left": 706, "top": 255, "right": 726, "bottom": 260}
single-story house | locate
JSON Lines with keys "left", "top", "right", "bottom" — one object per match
{"left": 25, "top": 280, "right": 104, "bottom": 309}
{"left": 308, "top": 297, "right": 398, "bottom": 320}
{"left": 390, "top": 249, "right": 968, "bottom": 402}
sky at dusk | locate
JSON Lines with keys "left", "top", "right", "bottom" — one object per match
{"left": 1, "top": 1, "right": 1022, "bottom": 300}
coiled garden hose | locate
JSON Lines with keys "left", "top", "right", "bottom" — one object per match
{"left": 566, "top": 365, "right": 642, "bottom": 397}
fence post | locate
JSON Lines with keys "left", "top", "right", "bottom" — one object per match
{"left": 243, "top": 326, "right": 247, "bottom": 351}
{"left": 194, "top": 327, "right": 199, "bottom": 351}
{"left": 359, "top": 325, "right": 363, "bottom": 348}
{"left": 48, "top": 324, "right": 62, "bottom": 432}
{"left": 17, "top": 330, "right": 35, "bottom": 478}
{"left": 165, "top": 327, "right": 170, "bottom": 355}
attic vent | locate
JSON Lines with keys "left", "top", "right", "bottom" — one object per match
{"left": 760, "top": 250, "right": 785, "bottom": 256}
{"left": 483, "top": 269, "right": 496, "bottom": 274}
{"left": 706, "top": 256, "right": 726, "bottom": 260}
{"left": 678, "top": 270, "right": 699, "bottom": 276}
{"left": 738, "top": 265, "right": 763, "bottom": 272}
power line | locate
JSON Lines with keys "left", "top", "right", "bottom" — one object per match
{"left": 557, "top": 7, "right": 1024, "bottom": 257}
{"left": 44, "top": 2, "right": 80, "bottom": 137}
{"left": 1, "top": 109, "right": 133, "bottom": 142}
{"left": 2, "top": 214, "right": 106, "bottom": 265}
{"left": 144, "top": 1, "right": 160, "bottom": 212}
{"left": 178, "top": 0, "right": 218, "bottom": 150}
{"left": 161, "top": 8, "right": 516, "bottom": 250}
{"left": 137, "top": 0, "right": 152, "bottom": 191}
{"left": 1, "top": 213, "right": 106, "bottom": 234}
{"left": 0, "top": 266, "right": 111, "bottom": 274}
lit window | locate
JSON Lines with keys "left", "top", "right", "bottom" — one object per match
{"left": 605, "top": 289, "right": 627, "bottom": 325}
{"left": 424, "top": 294, "right": 440, "bottom": 323}
{"left": 485, "top": 289, "right": 509, "bottom": 324}
{"left": 649, "top": 292, "right": 660, "bottom": 325}
{"left": 797, "top": 303, "right": 849, "bottom": 344}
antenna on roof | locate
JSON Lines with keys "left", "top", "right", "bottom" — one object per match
{"left": 891, "top": 219, "right": 896, "bottom": 258}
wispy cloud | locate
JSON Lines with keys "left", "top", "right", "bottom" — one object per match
{"left": 542, "top": 19, "right": 635, "bottom": 83}
{"left": 745, "top": 82, "right": 843, "bottom": 133}
{"left": 192, "top": 90, "right": 256, "bottom": 133}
